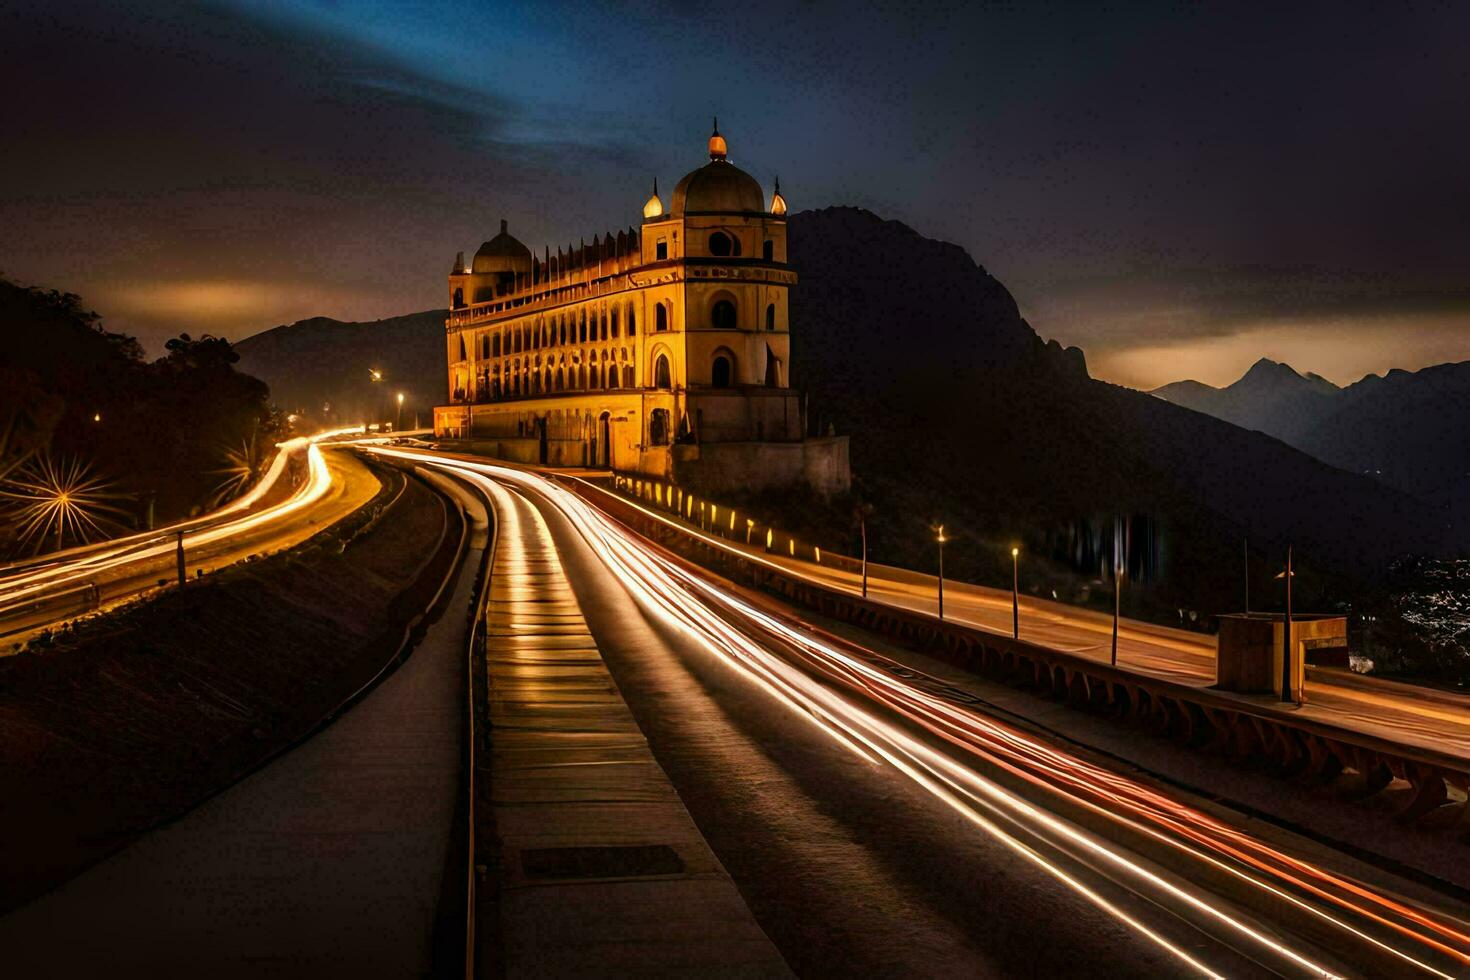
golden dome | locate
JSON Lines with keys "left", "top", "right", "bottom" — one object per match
{"left": 672, "top": 123, "right": 765, "bottom": 215}
{"left": 770, "top": 176, "right": 787, "bottom": 216}
{"left": 642, "top": 178, "right": 664, "bottom": 220}
{"left": 472, "top": 219, "right": 532, "bottom": 273}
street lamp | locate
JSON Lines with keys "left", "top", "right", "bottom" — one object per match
{"left": 1011, "top": 546, "right": 1020, "bottom": 639}
{"left": 368, "top": 368, "right": 384, "bottom": 430}
{"left": 933, "top": 523, "right": 947, "bottom": 620}
{"left": 1277, "top": 545, "right": 1297, "bottom": 704}
{"left": 396, "top": 391, "right": 405, "bottom": 431}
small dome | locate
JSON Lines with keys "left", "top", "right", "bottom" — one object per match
{"left": 770, "top": 176, "right": 787, "bottom": 216}
{"left": 472, "top": 219, "right": 532, "bottom": 273}
{"left": 642, "top": 178, "right": 664, "bottom": 220}
{"left": 672, "top": 124, "right": 764, "bottom": 215}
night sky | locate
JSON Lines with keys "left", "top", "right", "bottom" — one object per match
{"left": 4, "top": 1, "right": 1468, "bottom": 389}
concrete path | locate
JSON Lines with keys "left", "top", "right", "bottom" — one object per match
{"left": 0, "top": 500, "right": 479, "bottom": 977}
{"left": 472, "top": 474, "right": 788, "bottom": 978}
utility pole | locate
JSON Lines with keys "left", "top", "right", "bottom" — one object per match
{"left": 1111, "top": 561, "right": 1122, "bottom": 666}
{"left": 176, "top": 531, "right": 186, "bottom": 586}
{"left": 1243, "top": 538, "right": 1250, "bottom": 614}
{"left": 855, "top": 502, "right": 873, "bottom": 599}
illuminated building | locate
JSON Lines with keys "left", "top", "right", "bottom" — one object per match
{"left": 434, "top": 124, "right": 848, "bottom": 493}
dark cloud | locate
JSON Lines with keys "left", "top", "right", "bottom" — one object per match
{"left": 2, "top": 1, "right": 1468, "bottom": 386}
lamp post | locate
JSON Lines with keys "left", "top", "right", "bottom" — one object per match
{"left": 933, "top": 523, "right": 947, "bottom": 620}
{"left": 1011, "top": 546, "right": 1020, "bottom": 639}
{"left": 176, "top": 530, "right": 186, "bottom": 586}
{"left": 1280, "top": 545, "right": 1295, "bottom": 704}
{"left": 368, "top": 368, "right": 384, "bottom": 429}
{"left": 396, "top": 392, "right": 405, "bottom": 431}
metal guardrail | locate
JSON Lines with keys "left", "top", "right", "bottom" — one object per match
{"left": 562, "top": 476, "right": 1470, "bottom": 830}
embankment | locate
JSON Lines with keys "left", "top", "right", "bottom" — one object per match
{"left": 0, "top": 461, "right": 463, "bottom": 912}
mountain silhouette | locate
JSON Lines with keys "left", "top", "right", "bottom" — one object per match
{"left": 1153, "top": 357, "right": 1470, "bottom": 506}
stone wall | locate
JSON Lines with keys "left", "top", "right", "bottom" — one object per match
{"left": 675, "top": 435, "right": 849, "bottom": 497}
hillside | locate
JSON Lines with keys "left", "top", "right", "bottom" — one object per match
{"left": 233, "top": 310, "right": 446, "bottom": 428}
{"left": 1153, "top": 357, "right": 1470, "bottom": 506}
{"left": 786, "top": 207, "right": 1459, "bottom": 614}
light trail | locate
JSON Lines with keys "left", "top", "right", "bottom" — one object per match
{"left": 387, "top": 449, "right": 1470, "bottom": 978}
{"left": 0, "top": 428, "right": 353, "bottom": 614}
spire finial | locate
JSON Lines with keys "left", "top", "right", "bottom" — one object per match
{"left": 708, "top": 118, "right": 728, "bottom": 161}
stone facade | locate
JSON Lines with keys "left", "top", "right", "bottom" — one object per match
{"left": 434, "top": 125, "right": 849, "bottom": 495}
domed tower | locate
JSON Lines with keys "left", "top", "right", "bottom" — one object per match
{"left": 634, "top": 121, "right": 796, "bottom": 452}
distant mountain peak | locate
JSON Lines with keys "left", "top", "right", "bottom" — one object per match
{"left": 1242, "top": 356, "right": 1298, "bottom": 379}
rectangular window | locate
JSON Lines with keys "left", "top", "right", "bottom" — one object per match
{"left": 656, "top": 238, "right": 668, "bottom": 261}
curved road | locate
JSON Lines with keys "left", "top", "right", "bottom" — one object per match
{"left": 0, "top": 434, "right": 380, "bottom": 646}
{"left": 377, "top": 449, "right": 1470, "bottom": 979}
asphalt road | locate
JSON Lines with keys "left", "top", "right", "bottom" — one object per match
{"left": 377, "top": 450, "right": 1470, "bottom": 979}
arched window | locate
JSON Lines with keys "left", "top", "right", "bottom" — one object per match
{"left": 458, "top": 336, "right": 467, "bottom": 361}
{"left": 600, "top": 312, "right": 608, "bottom": 341}
{"left": 628, "top": 305, "right": 637, "bottom": 336}
{"left": 708, "top": 231, "right": 733, "bottom": 256}
{"left": 623, "top": 364, "right": 635, "bottom": 388}
{"left": 611, "top": 308, "right": 619, "bottom": 337}
{"left": 492, "top": 333, "right": 501, "bottom": 357}
{"left": 579, "top": 312, "right": 587, "bottom": 343}
{"left": 556, "top": 367, "right": 565, "bottom": 390}
{"left": 766, "top": 304, "right": 776, "bottom": 331}
{"left": 558, "top": 317, "right": 566, "bottom": 345}
{"left": 650, "top": 408, "right": 670, "bottom": 446}
{"left": 608, "top": 363, "right": 619, "bottom": 389}
{"left": 763, "top": 240, "right": 774, "bottom": 261}
{"left": 579, "top": 364, "right": 588, "bottom": 389}
{"left": 654, "top": 354, "right": 671, "bottom": 389}
{"left": 711, "top": 353, "right": 733, "bottom": 387}
{"left": 765, "top": 344, "right": 781, "bottom": 387}
{"left": 655, "top": 304, "right": 668, "bottom": 332}
{"left": 711, "top": 299, "right": 736, "bottom": 330}
{"left": 453, "top": 287, "right": 464, "bottom": 309}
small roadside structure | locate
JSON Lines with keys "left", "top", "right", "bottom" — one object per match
{"left": 1216, "top": 612, "right": 1348, "bottom": 699}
